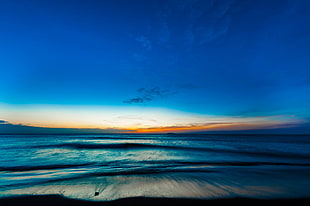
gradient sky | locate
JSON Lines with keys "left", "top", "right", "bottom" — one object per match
{"left": 1, "top": 0, "right": 310, "bottom": 133}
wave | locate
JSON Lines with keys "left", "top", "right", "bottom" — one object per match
{"left": 0, "top": 163, "right": 93, "bottom": 172}
{"left": 32, "top": 142, "right": 172, "bottom": 149}
{"left": 31, "top": 142, "right": 310, "bottom": 160}
{"left": 1, "top": 160, "right": 310, "bottom": 191}
{"left": 1, "top": 160, "right": 309, "bottom": 173}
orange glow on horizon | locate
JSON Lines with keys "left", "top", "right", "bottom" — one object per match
{"left": 125, "top": 122, "right": 298, "bottom": 133}
{"left": 0, "top": 103, "right": 305, "bottom": 133}
{"left": 12, "top": 121, "right": 302, "bottom": 134}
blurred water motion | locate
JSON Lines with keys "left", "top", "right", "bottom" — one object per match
{"left": 0, "top": 134, "right": 309, "bottom": 200}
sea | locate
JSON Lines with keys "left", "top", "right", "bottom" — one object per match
{"left": 0, "top": 134, "right": 309, "bottom": 201}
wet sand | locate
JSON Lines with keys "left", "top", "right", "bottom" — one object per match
{"left": 1, "top": 195, "right": 309, "bottom": 206}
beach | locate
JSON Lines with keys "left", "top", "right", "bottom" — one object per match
{"left": 1, "top": 195, "right": 310, "bottom": 206}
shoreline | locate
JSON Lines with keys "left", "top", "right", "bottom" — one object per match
{"left": 1, "top": 195, "right": 310, "bottom": 206}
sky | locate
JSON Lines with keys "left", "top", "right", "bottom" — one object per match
{"left": 1, "top": 0, "right": 310, "bottom": 133}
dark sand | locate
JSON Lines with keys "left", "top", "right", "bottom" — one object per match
{"left": 0, "top": 195, "right": 309, "bottom": 206}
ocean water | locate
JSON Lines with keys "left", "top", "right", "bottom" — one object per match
{"left": 0, "top": 134, "right": 309, "bottom": 200}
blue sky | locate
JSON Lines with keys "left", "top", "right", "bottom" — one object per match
{"left": 1, "top": 0, "right": 310, "bottom": 133}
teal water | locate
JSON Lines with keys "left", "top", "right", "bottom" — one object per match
{"left": 0, "top": 134, "right": 309, "bottom": 200}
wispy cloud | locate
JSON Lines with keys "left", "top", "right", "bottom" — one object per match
{"left": 187, "top": 0, "right": 234, "bottom": 46}
{"left": 123, "top": 87, "right": 176, "bottom": 104}
{"left": 159, "top": 0, "right": 235, "bottom": 47}
{"left": 135, "top": 36, "right": 152, "bottom": 51}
